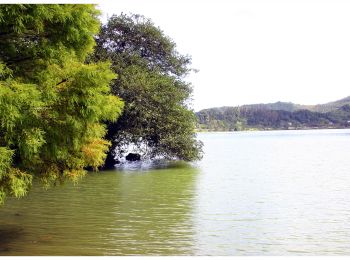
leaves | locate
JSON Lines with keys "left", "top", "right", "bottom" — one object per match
{"left": 93, "top": 13, "right": 202, "bottom": 162}
{"left": 0, "top": 5, "right": 124, "bottom": 204}
{"left": 0, "top": 4, "right": 101, "bottom": 86}
{"left": 0, "top": 147, "right": 32, "bottom": 204}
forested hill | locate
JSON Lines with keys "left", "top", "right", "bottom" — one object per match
{"left": 239, "top": 96, "right": 350, "bottom": 113}
{"left": 196, "top": 97, "right": 350, "bottom": 131}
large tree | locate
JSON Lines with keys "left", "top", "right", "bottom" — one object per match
{"left": 0, "top": 4, "right": 124, "bottom": 204}
{"left": 93, "top": 13, "right": 203, "bottom": 166}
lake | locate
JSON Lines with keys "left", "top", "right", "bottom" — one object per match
{"left": 1, "top": 129, "right": 350, "bottom": 255}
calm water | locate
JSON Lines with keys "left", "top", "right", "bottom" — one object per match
{"left": 1, "top": 129, "right": 350, "bottom": 255}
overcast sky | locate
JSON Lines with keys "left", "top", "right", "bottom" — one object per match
{"left": 98, "top": 0, "right": 350, "bottom": 111}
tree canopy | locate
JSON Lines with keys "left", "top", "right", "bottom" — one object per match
{"left": 0, "top": 4, "right": 124, "bottom": 204}
{"left": 0, "top": 8, "right": 203, "bottom": 205}
{"left": 93, "top": 13, "right": 203, "bottom": 165}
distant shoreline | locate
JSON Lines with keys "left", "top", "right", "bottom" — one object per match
{"left": 195, "top": 126, "right": 350, "bottom": 133}
{"left": 196, "top": 97, "right": 350, "bottom": 133}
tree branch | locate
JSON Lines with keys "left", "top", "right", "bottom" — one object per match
{"left": 56, "top": 79, "right": 68, "bottom": 86}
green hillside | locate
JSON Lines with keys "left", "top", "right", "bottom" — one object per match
{"left": 237, "top": 96, "right": 350, "bottom": 113}
{"left": 307, "top": 96, "right": 350, "bottom": 113}
{"left": 196, "top": 97, "right": 350, "bottom": 131}
{"left": 241, "top": 101, "right": 302, "bottom": 112}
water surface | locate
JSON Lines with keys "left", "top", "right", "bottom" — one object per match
{"left": 1, "top": 129, "right": 350, "bottom": 255}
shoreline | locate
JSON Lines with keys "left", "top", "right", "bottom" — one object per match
{"left": 195, "top": 127, "right": 350, "bottom": 133}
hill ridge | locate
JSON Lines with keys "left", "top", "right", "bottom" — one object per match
{"left": 198, "top": 96, "right": 350, "bottom": 114}
{"left": 196, "top": 96, "right": 350, "bottom": 131}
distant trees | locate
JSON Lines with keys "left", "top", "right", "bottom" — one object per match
{"left": 196, "top": 105, "right": 350, "bottom": 131}
{"left": 0, "top": 5, "right": 124, "bottom": 204}
{"left": 92, "top": 13, "right": 203, "bottom": 166}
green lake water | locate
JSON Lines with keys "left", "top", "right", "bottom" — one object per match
{"left": 1, "top": 129, "right": 350, "bottom": 255}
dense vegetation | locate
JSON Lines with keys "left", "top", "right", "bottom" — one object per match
{"left": 197, "top": 99, "right": 350, "bottom": 131}
{"left": 0, "top": 4, "right": 125, "bottom": 204}
{"left": 0, "top": 6, "right": 201, "bottom": 204}
{"left": 238, "top": 96, "right": 350, "bottom": 113}
{"left": 92, "top": 13, "right": 202, "bottom": 167}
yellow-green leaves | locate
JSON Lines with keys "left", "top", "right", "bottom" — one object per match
{"left": 20, "top": 128, "right": 46, "bottom": 160}
{"left": 0, "top": 147, "right": 32, "bottom": 204}
{"left": 0, "top": 4, "right": 100, "bottom": 79}
{"left": 0, "top": 80, "right": 43, "bottom": 144}
{"left": 0, "top": 5, "right": 124, "bottom": 204}
{"left": 6, "top": 168, "right": 32, "bottom": 198}
{"left": 0, "top": 147, "right": 13, "bottom": 178}
{"left": 81, "top": 138, "right": 111, "bottom": 171}
{"left": 24, "top": 60, "right": 124, "bottom": 189}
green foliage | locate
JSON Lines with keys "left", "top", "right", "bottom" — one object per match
{"left": 28, "top": 60, "right": 123, "bottom": 187}
{"left": 0, "top": 5, "right": 124, "bottom": 204}
{"left": 196, "top": 103, "right": 350, "bottom": 131}
{"left": 0, "top": 4, "right": 100, "bottom": 79}
{"left": 93, "top": 13, "right": 192, "bottom": 77}
{"left": 238, "top": 96, "right": 350, "bottom": 113}
{"left": 93, "top": 13, "right": 202, "bottom": 163}
{"left": 0, "top": 147, "right": 32, "bottom": 204}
